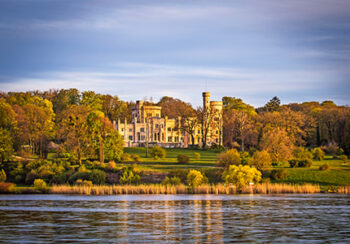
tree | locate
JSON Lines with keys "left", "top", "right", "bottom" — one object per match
{"left": 0, "top": 128, "right": 13, "bottom": 163}
{"left": 101, "top": 94, "right": 128, "bottom": 122}
{"left": 181, "top": 116, "right": 200, "bottom": 147}
{"left": 217, "top": 149, "right": 241, "bottom": 168}
{"left": 197, "top": 106, "right": 214, "bottom": 149}
{"left": 312, "top": 147, "right": 325, "bottom": 161}
{"left": 264, "top": 96, "right": 281, "bottom": 112}
{"left": 186, "top": 170, "right": 207, "bottom": 187}
{"left": 0, "top": 169, "right": 6, "bottom": 182}
{"left": 157, "top": 96, "right": 195, "bottom": 119}
{"left": 81, "top": 91, "right": 103, "bottom": 111}
{"left": 87, "top": 111, "right": 123, "bottom": 163}
{"left": 222, "top": 165, "right": 261, "bottom": 189}
{"left": 250, "top": 150, "right": 272, "bottom": 170}
{"left": 57, "top": 105, "right": 92, "bottom": 164}
{"left": 260, "top": 128, "right": 294, "bottom": 163}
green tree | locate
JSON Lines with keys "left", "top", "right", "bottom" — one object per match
{"left": 264, "top": 96, "right": 281, "bottom": 112}
{"left": 222, "top": 165, "right": 261, "bottom": 189}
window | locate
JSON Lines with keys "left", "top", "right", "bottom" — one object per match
{"left": 129, "top": 128, "right": 132, "bottom": 132}
{"left": 156, "top": 113, "right": 159, "bottom": 117}
{"left": 174, "top": 137, "right": 178, "bottom": 142}
{"left": 197, "top": 130, "right": 200, "bottom": 134}
{"left": 121, "top": 128, "right": 124, "bottom": 132}
{"left": 129, "top": 136, "right": 133, "bottom": 140}
{"left": 141, "top": 135, "right": 145, "bottom": 140}
{"left": 168, "top": 127, "right": 171, "bottom": 132}
{"left": 147, "top": 113, "right": 152, "bottom": 117}
{"left": 140, "top": 128, "right": 144, "bottom": 132}
{"left": 216, "top": 139, "right": 219, "bottom": 143}
{"left": 168, "top": 137, "right": 172, "bottom": 142}
{"left": 155, "top": 124, "right": 159, "bottom": 128}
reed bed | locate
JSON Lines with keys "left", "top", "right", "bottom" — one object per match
{"left": 337, "top": 186, "right": 350, "bottom": 194}
{"left": 51, "top": 183, "right": 321, "bottom": 195}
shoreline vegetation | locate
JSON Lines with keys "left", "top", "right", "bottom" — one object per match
{"left": 2, "top": 183, "right": 349, "bottom": 195}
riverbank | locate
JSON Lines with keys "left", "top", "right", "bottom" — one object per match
{"left": 4, "top": 183, "right": 348, "bottom": 195}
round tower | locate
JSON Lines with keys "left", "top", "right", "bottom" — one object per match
{"left": 202, "top": 92, "right": 210, "bottom": 112}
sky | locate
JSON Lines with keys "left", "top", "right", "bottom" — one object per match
{"left": 0, "top": 0, "right": 349, "bottom": 107}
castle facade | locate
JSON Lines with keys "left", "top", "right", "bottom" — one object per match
{"left": 115, "top": 92, "right": 223, "bottom": 148}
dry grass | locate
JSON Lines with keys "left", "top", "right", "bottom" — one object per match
{"left": 337, "top": 186, "right": 350, "bottom": 194}
{"left": 51, "top": 183, "right": 321, "bottom": 195}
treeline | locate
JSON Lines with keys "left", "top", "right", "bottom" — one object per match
{"left": 222, "top": 96, "right": 350, "bottom": 159}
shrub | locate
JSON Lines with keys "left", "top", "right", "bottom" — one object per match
{"left": 186, "top": 170, "right": 208, "bottom": 187}
{"left": 0, "top": 182, "right": 16, "bottom": 193}
{"left": 107, "top": 161, "right": 116, "bottom": 171}
{"left": 0, "top": 169, "right": 6, "bottom": 182}
{"left": 289, "top": 159, "right": 312, "bottom": 168}
{"left": 339, "top": 155, "right": 348, "bottom": 163}
{"left": 88, "top": 169, "right": 106, "bottom": 185}
{"left": 119, "top": 169, "right": 141, "bottom": 185}
{"left": 194, "top": 152, "right": 200, "bottom": 160}
{"left": 319, "top": 163, "right": 330, "bottom": 171}
{"left": 150, "top": 146, "right": 166, "bottom": 159}
{"left": 161, "top": 176, "right": 182, "bottom": 185}
{"left": 132, "top": 154, "right": 142, "bottom": 162}
{"left": 293, "top": 147, "right": 313, "bottom": 161}
{"left": 68, "top": 172, "right": 90, "bottom": 184}
{"left": 120, "top": 153, "right": 131, "bottom": 162}
{"left": 240, "top": 151, "right": 251, "bottom": 165}
{"left": 210, "top": 143, "right": 225, "bottom": 152}
{"left": 75, "top": 179, "right": 93, "bottom": 187}
{"left": 78, "top": 165, "right": 89, "bottom": 173}
{"left": 312, "top": 147, "right": 325, "bottom": 161}
{"left": 222, "top": 165, "right": 261, "bottom": 189}
{"left": 34, "top": 179, "right": 47, "bottom": 191}
{"left": 177, "top": 154, "right": 190, "bottom": 163}
{"left": 217, "top": 149, "right": 241, "bottom": 168}
{"left": 250, "top": 150, "right": 272, "bottom": 170}
{"left": 271, "top": 169, "right": 289, "bottom": 180}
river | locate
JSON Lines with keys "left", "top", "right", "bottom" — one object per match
{"left": 0, "top": 194, "right": 349, "bottom": 243}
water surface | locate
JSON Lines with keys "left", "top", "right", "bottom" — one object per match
{"left": 0, "top": 194, "right": 349, "bottom": 243}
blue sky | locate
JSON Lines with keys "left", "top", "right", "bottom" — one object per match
{"left": 0, "top": 0, "right": 349, "bottom": 107}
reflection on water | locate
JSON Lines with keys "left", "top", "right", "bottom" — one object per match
{"left": 0, "top": 194, "right": 349, "bottom": 243}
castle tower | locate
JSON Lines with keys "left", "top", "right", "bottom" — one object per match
{"left": 202, "top": 92, "right": 210, "bottom": 113}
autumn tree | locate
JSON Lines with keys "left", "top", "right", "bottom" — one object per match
{"left": 157, "top": 96, "right": 195, "bottom": 118}
{"left": 57, "top": 105, "right": 91, "bottom": 164}
{"left": 260, "top": 128, "right": 294, "bottom": 163}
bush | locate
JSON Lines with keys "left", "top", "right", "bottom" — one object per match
{"left": 210, "top": 143, "right": 225, "bottom": 152}
{"left": 34, "top": 179, "right": 47, "bottom": 191}
{"left": 312, "top": 147, "right": 325, "bottom": 161}
{"left": 68, "top": 172, "right": 90, "bottom": 184}
{"left": 131, "top": 154, "right": 142, "bottom": 162}
{"left": 289, "top": 159, "right": 312, "bottom": 168}
{"left": 217, "top": 149, "right": 241, "bottom": 168}
{"left": 293, "top": 147, "right": 313, "bottom": 161}
{"left": 107, "top": 161, "right": 116, "bottom": 171}
{"left": 222, "top": 165, "right": 261, "bottom": 189}
{"left": 161, "top": 176, "right": 182, "bottom": 185}
{"left": 194, "top": 152, "right": 200, "bottom": 160}
{"left": 240, "top": 151, "right": 251, "bottom": 165}
{"left": 319, "top": 163, "right": 330, "bottom": 171}
{"left": 0, "top": 182, "right": 16, "bottom": 193}
{"left": 186, "top": 170, "right": 208, "bottom": 187}
{"left": 75, "top": 179, "right": 93, "bottom": 187}
{"left": 150, "top": 146, "right": 166, "bottom": 159}
{"left": 168, "top": 169, "right": 188, "bottom": 182}
{"left": 250, "top": 150, "right": 272, "bottom": 170}
{"left": 177, "top": 154, "right": 190, "bottom": 163}
{"left": 88, "top": 169, "right": 106, "bottom": 185}
{"left": 119, "top": 168, "right": 141, "bottom": 185}
{"left": 271, "top": 169, "right": 289, "bottom": 180}
{"left": 120, "top": 153, "right": 131, "bottom": 162}
{"left": 0, "top": 169, "right": 6, "bottom": 182}
{"left": 339, "top": 155, "right": 348, "bottom": 163}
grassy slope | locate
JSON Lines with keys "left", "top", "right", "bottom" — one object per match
{"left": 124, "top": 148, "right": 350, "bottom": 186}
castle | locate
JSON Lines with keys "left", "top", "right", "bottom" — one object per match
{"left": 115, "top": 92, "right": 223, "bottom": 148}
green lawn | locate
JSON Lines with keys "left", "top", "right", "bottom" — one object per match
{"left": 124, "top": 148, "right": 350, "bottom": 186}
{"left": 124, "top": 147, "right": 220, "bottom": 171}
{"left": 277, "top": 156, "right": 350, "bottom": 186}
